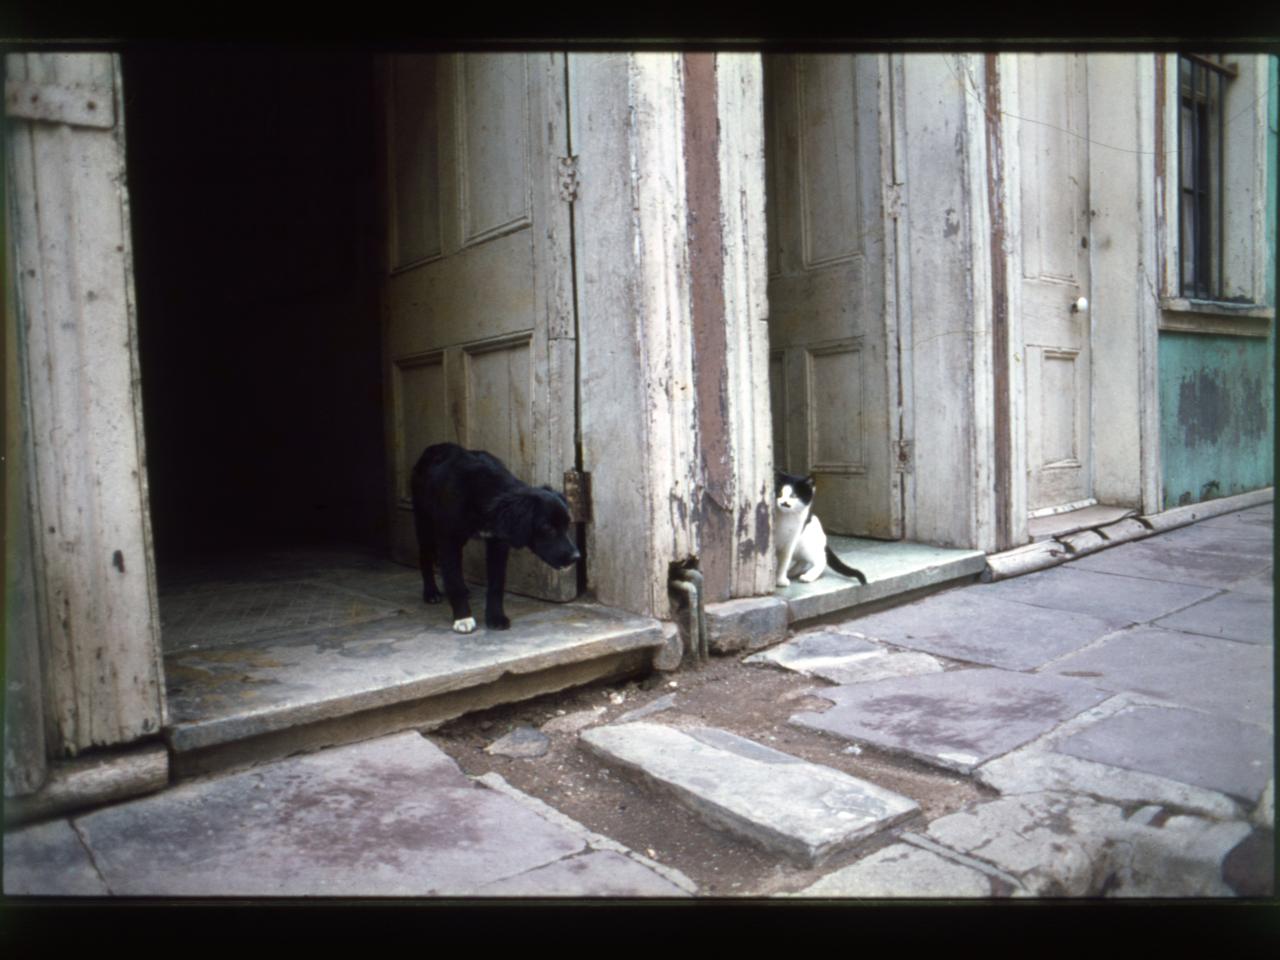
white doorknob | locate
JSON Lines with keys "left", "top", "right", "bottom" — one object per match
{"left": 1072, "top": 296, "right": 1089, "bottom": 314}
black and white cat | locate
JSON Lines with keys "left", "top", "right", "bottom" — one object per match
{"left": 774, "top": 471, "right": 868, "bottom": 588}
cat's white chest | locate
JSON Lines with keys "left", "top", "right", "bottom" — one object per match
{"left": 776, "top": 506, "right": 808, "bottom": 549}
{"left": 775, "top": 496, "right": 826, "bottom": 586}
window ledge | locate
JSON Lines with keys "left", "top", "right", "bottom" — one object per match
{"left": 1159, "top": 298, "right": 1274, "bottom": 337}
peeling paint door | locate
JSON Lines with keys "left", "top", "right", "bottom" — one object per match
{"left": 4, "top": 52, "right": 166, "bottom": 756}
{"left": 1013, "top": 54, "right": 1094, "bottom": 514}
{"left": 379, "top": 54, "right": 578, "bottom": 600}
{"left": 764, "top": 55, "right": 899, "bottom": 538}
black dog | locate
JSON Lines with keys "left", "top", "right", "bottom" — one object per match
{"left": 410, "top": 443, "right": 579, "bottom": 634}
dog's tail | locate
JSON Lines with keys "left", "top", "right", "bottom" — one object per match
{"left": 825, "top": 546, "right": 868, "bottom": 585}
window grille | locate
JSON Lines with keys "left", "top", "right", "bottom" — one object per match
{"left": 1177, "top": 53, "right": 1238, "bottom": 301}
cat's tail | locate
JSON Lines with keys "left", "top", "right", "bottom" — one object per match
{"left": 825, "top": 547, "right": 868, "bottom": 585}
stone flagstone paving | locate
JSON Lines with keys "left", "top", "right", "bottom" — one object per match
{"left": 789, "top": 669, "right": 1110, "bottom": 774}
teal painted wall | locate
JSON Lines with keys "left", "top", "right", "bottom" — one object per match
{"left": 1159, "top": 334, "right": 1273, "bottom": 508}
{"left": 1158, "top": 56, "right": 1278, "bottom": 510}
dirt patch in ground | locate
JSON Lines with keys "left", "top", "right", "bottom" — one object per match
{"left": 428, "top": 648, "right": 994, "bottom": 897}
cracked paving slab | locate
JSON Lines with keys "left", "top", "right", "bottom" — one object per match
{"left": 744, "top": 629, "right": 944, "bottom": 686}
{"left": 1152, "top": 591, "right": 1274, "bottom": 645}
{"left": 918, "top": 791, "right": 1253, "bottom": 897}
{"left": 580, "top": 722, "right": 919, "bottom": 867}
{"left": 1070, "top": 539, "right": 1270, "bottom": 591}
{"left": 976, "top": 695, "right": 1251, "bottom": 820}
{"left": 1043, "top": 625, "right": 1273, "bottom": 729}
{"left": 834, "top": 588, "right": 1131, "bottom": 671}
{"left": 978, "top": 565, "right": 1221, "bottom": 624}
{"left": 1052, "top": 704, "right": 1273, "bottom": 805}
{"left": 37, "top": 731, "right": 675, "bottom": 897}
{"left": 471, "top": 849, "right": 689, "bottom": 896}
{"left": 790, "top": 841, "right": 998, "bottom": 897}
{"left": 3, "top": 819, "right": 110, "bottom": 896}
{"left": 789, "top": 668, "right": 1110, "bottom": 774}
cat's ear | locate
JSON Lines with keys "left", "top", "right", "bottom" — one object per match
{"left": 805, "top": 474, "right": 816, "bottom": 487}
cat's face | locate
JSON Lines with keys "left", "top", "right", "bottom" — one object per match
{"left": 775, "top": 472, "right": 814, "bottom": 513}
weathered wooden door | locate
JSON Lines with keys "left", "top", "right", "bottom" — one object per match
{"left": 764, "top": 54, "right": 898, "bottom": 538}
{"left": 379, "top": 53, "right": 578, "bottom": 600}
{"left": 1013, "top": 54, "right": 1094, "bottom": 515}
{"left": 4, "top": 52, "right": 166, "bottom": 760}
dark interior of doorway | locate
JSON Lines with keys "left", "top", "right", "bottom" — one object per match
{"left": 119, "top": 45, "right": 463, "bottom": 706}
{"left": 123, "top": 47, "right": 387, "bottom": 570}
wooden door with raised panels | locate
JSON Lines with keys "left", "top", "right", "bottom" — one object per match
{"left": 379, "top": 53, "right": 578, "bottom": 600}
{"left": 1014, "top": 53, "right": 1093, "bottom": 515}
{"left": 764, "top": 54, "right": 898, "bottom": 539}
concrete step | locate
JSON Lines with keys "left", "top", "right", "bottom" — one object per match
{"left": 579, "top": 722, "right": 920, "bottom": 866}
{"left": 777, "top": 537, "right": 987, "bottom": 625}
{"left": 163, "top": 594, "right": 665, "bottom": 779}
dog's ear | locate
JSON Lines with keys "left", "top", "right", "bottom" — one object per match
{"left": 543, "top": 485, "right": 570, "bottom": 510}
{"left": 490, "top": 491, "right": 535, "bottom": 549}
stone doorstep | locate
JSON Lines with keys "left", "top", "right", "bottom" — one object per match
{"left": 162, "top": 602, "right": 666, "bottom": 779}
{"left": 777, "top": 538, "right": 988, "bottom": 626}
{"left": 580, "top": 722, "right": 920, "bottom": 868}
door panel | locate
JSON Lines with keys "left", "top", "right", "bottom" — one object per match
{"left": 765, "top": 54, "right": 897, "bottom": 538}
{"left": 381, "top": 53, "right": 577, "bottom": 600}
{"left": 1016, "top": 54, "right": 1092, "bottom": 514}
{"left": 5, "top": 52, "right": 166, "bottom": 754}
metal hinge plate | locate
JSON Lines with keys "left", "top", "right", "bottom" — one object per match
{"left": 562, "top": 468, "right": 592, "bottom": 523}
{"left": 894, "top": 439, "right": 913, "bottom": 474}
{"left": 5, "top": 79, "right": 115, "bottom": 129}
{"left": 557, "top": 155, "right": 580, "bottom": 203}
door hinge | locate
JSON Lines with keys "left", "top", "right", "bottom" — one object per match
{"left": 4, "top": 79, "right": 115, "bottom": 129}
{"left": 894, "top": 439, "right": 913, "bottom": 474}
{"left": 562, "top": 468, "right": 592, "bottom": 523}
{"left": 557, "top": 155, "right": 580, "bottom": 204}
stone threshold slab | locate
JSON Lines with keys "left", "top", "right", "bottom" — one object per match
{"left": 164, "top": 597, "right": 664, "bottom": 759}
{"left": 778, "top": 537, "right": 987, "bottom": 625}
{"left": 580, "top": 722, "right": 920, "bottom": 867}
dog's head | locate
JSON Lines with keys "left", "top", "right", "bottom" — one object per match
{"left": 492, "top": 486, "right": 580, "bottom": 569}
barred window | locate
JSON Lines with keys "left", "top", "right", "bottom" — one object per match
{"left": 1177, "top": 53, "right": 1238, "bottom": 301}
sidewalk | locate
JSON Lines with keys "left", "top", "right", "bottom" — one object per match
{"left": 3, "top": 500, "right": 1272, "bottom": 898}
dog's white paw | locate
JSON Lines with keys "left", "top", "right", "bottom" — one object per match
{"left": 452, "top": 617, "right": 477, "bottom": 634}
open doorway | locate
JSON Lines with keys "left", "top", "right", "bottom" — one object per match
{"left": 122, "top": 47, "right": 411, "bottom": 652}
{"left": 121, "top": 49, "right": 657, "bottom": 775}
